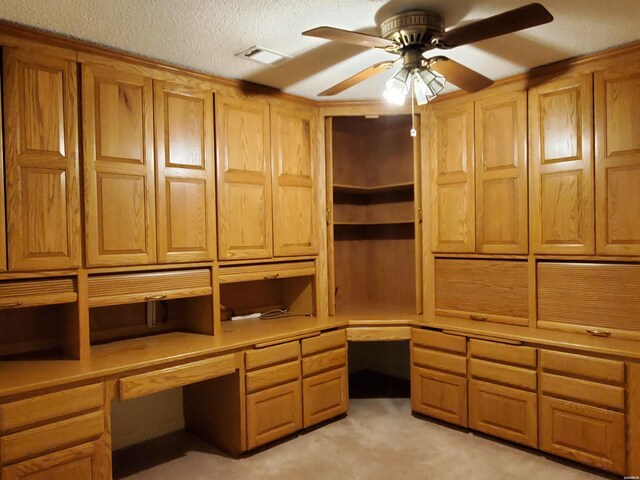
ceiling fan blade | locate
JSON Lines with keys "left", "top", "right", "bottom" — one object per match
{"left": 303, "top": 26, "right": 395, "bottom": 49}
{"left": 435, "top": 3, "right": 553, "bottom": 48}
{"left": 319, "top": 61, "right": 395, "bottom": 96}
{"left": 429, "top": 56, "right": 494, "bottom": 93}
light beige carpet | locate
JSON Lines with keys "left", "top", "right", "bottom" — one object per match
{"left": 113, "top": 398, "right": 613, "bottom": 480}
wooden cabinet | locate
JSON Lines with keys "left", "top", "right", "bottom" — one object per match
{"left": 3, "top": 48, "right": 81, "bottom": 270}
{"left": 595, "top": 62, "right": 640, "bottom": 256}
{"left": 0, "top": 72, "right": 6, "bottom": 272}
{"left": 81, "top": 63, "right": 156, "bottom": 266}
{"left": 529, "top": 74, "right": 594, "bottom": 254}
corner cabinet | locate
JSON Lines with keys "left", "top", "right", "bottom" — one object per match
{"left": 3, "top": 48, "right": 82, "bottom": 270}
{"left": 216, "top": 95, "right": 318, "bottom": 260}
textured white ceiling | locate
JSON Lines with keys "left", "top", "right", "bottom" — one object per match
{"left": 1, "top": 0, "right": 639, "bottom": 101}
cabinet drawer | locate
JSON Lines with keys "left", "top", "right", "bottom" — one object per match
{"left": 0, "top": 278, "right": 77, "bottom": 308}
{"left": 0, "top": 411, "right": 104, "bottom": 464}
{"left": 245, "top": 341, "right": 299, "bottom": 371}
{"left": 119, "top": 354, "right": 237, "bottom": 401}
{"left": 540, "top": 372, "right": 624, "bottom": 410}
{"left": 540, "top": 350, "right": 624, "bottom": 384}
{"left": 219, "top": 261, "right": 315, "bottom": 283}
{"left": 469, "top": 380, "right": 537, "bottom": 448}
{"left": 0, "top": 384, "right": 104, "bottom": 433}
{"left": 469, "top": 339, "right": 536, "bottom": 368}
{"left": 413, "top": 346, "right": 467, "bottom": 375}
{"left": 246, "top": 380, "right": 302, "bottom": 450}
{"left": 412, "top": 329, "right": 466, "bottom": 354}
{"left": 301, "top": 330, "right": 345, "bottom": 356}
{"left": 88, "top": 268, "right": 212, "bottom": 307}
{"left": 246, "top": 360, "right": 300, "bottom": 394}
{"left": 303, "top": 367, "right": 348, "bottom": 428}
{"left": 434, "top": 259, "right": 528, "bottom": 326}
{"left": 540, "top": 396, "right": 625, "bottom": 474}
{"left": 470, "top": 359, "right": 536, "bottom": 391}
{"left": 302, "top": 347, "right": 346, "bottom": 377}
{"left": 411, "top": 366, "right": 467, "bottom": 427}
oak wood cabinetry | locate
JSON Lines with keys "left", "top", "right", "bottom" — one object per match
{"left": 0, "top": 61, "right": 7, "bottom": 272}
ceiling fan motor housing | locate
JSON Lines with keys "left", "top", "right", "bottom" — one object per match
{"left": 380, "top": 10, "right": 444, "bottom": 49}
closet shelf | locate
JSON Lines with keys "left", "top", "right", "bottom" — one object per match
{"left": 333, "top": 182, "right": 414, "bottom": 194}
{"left": 333, "top": 220, "right": 414, "bottom": 226}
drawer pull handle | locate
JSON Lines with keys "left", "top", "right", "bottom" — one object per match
{"left": 586, "top": 329, "right": 611, "bottom": 337}
{"left": 264, "top": 274, "right": 280, "bottom": 279}
{"left": 145, "top": 294, "right": 167, "bottom": 301}
{"left": 0, "top": 301, "right": 22, "bottom": 308}
{"left": 470, "top": 314, "right": 487, "bottom": 322}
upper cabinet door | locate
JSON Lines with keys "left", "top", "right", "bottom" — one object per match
{"left": 154, "top": 80, "right": 216, "bottom": 263}
{"left": 82, "top": 63, "right": 157, "bottom": 266}
{"left": 595, "top": 62, "right": 640, "bottom": 256}
{"left": 427, "top": 100, "right": 475, "bottom": 253}
{"left": 3, "top": 48, "right": 81, "bottom": 270}
{"left": 475, "top": 91, "right": 528, "bottom": 254}
{"left": 529, "top": 74, "right": 594, "bottom": 255}
{"left": 216, "top": 95, "right": 272, "bottom": 260}
{"left": 270, "top": 104, "right": 318, "bottom": 257}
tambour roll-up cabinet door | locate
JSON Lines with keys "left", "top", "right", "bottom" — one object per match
{"left": 595, "top": 61, "right": 640, "bottom": 256}
{"left": 427, "top": 99, "right": 475, "bottom": 253}
{"left": 3, "top": 48, "right": 81, "bottom": 270}
{"left": 270, "top": 104, "right": 318, "bottom": 256}
{"left": 82, "top": 63, "right": 156, "bottom": 266}
{"left": 216, "top": 95, "right": 272, "bottom": 260}
{"left": 475, "top": 90, "right": 528, "bottom": 254}
{"left": 154, "top": 80, "right": 216, "bottom": 262}
{"left": 529, "top": 74, "right": 594, "bottom": 254}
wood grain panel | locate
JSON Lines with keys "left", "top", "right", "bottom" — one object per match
{"left": 469, "top": 339, "right": 536, "bottom": 367}
{"left": 411, "top": 366, "right": 467, "bottom": 426}
{"left": 302, "top": 347, "right": 346, "bottom": 377}
{"left": 470, "top": 358, "right": 537, "bottom": 391}
{"left": 427, "top": 100, "right": 475, "bottom": 252}
{"left": 245, "top": 341, "right": 300, "bottom": 371}
{"left": 0, "top": 277, "right": 77, "bottom": 307}
{"left": 540, "top": 372, "right": 625, "bottom": 410}
{"left": 271, "top": 104, "right": 318, "bottom": 256}
{"left": 413, "top": 347, "right": 467, "bottom": 375}
{"left": 3, "top": 48, "right": 81, "bottom": 270}
{"left": 301, "top": 329, "right": 346, "bottom": 356}
{"left": 434, "top": 259, "right": 528, "bottom": 323}
{"left": 529, "top": 74, "right": 594, "bottom": 254}
{"left": 82, "top": 63, "right": 156, "bottom": 266}
{"left": 412, "top": 328, "right": 466, "bottom": 353}
{"left": 469, "top": 380, "right": 537, "bottom": 447}
{"left": 216, "top": 95, "right": 272, "bottom": 259}
{"left": 0, "top": 71, "right": 5, "bottom": 272}
{"left": 595, "top": 63, "right": 640, "bottom": 255}
{"left": 475, "top": 90, "right": 528, "bottom": 253}
{"left": 302, "top": 367, "right": 348, "bottom": 428}
{"left": 537, "top": 262, "right": 640, "bottom": 333}
{"left": 154, "top": 80, "right": 216, "bottom": 262}
{"left": 540, "top": 350, "right": 624, "bottom": 384}
{"left": 245, "top": 360, "right": 300, "bottom": 394}
{"left": 219, "top": 261, "right": 315, "bottom": 284}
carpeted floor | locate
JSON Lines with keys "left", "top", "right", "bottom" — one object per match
{"left": 113, "top": 397, "right": 614, "bottom": 480}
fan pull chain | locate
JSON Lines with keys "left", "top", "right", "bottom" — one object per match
{"left": 410, "top": 73, "right": 417, "bottom": 137}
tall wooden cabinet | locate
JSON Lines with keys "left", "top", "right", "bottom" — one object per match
{"left": 3, "top": 48, "right": 82, "bottom": 270}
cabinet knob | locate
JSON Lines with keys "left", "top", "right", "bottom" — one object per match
{"left": 470, "top": 314, "right": 488, "bottom": 322}
{"left": 264, "top": 274, "right": 280, "bottom": 280}
{"left": 145, "top": 294, "right": 167, "bottom": 301}
{"left": 586, "top": 329, "right": 611, "bottom": 337}
{"left": 0, "top": 301, "right": 22, "bottom": 309}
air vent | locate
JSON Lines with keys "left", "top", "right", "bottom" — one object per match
{"left": 235, "top": 46, "right": 291, "bottom": 66}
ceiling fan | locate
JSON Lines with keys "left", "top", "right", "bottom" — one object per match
{"left": 303, "top": 3, "right": 553, "bottom": 104}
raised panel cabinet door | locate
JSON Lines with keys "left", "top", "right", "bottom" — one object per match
{"left": 595, "top": 62, "right": 640, "bottom": 255}
{"left": 411, "top": 365, "right": 468, "bottom": 427}
{"left": 154, "top": 80, "right": 216, "bottom": 262}
{"left": 302, "top": 367, "right": 348, "bottom": 428}
{"left": 82, "top": 63, "right": 156, "bottom": 266}
{"left": 216, "top": 95, "right": 272, "bottom": 260}
{"left": 529, "top": 74, "right": 594, "bottom": 254}
{"left": 426, "top": 100, "right": 475, "bottom": 253}
{"left": 475, "top": 91, "right": 528, "bottom": 254}
{"left": 271, "top": 104, "right": 318, "bottom": 256}
{"left": 3, "top": 48, "right": 81, "bottom": 270}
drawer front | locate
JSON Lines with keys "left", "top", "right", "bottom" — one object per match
{"left": 412, "top": 329, "right": 466, "bottom": 354}
{"left": 0, "top": 383, "right": 104, "bottom": 433}
{"left": 245, "top": 341, "right": 300, "bottom": 371}
{"left": 470, "top": 359, "right": 536, "bottom": 391}
{"left": 302, "top": 347, "right": 346, "bottom": 377}
{"left": 411, "top": 366, "right": 467, "bottom": 427}
{"left": 0, "top": 411, "right": 104, "bottom": 464}
{"left": 540, "top": 372, "right": 624, "bottom": 410}
{"left": 246, "top": 380, "right": 302, "bottom": 450}
{"left": 413, "top": 346, "right": 467, "bottom": 376}
{"left": 302, "top": 367, "right": 348, "bottom": 428}
{"left": 540, "top": 396, "right": 625, "bottom": 474}
{"left": 469, "top": 339, "right": 536, "bottom": 368}
{"left": 119, "top": 354, "right": 237, "bottom": 401}
{"left": 88, "top": 268, "right": 212, "bottom": 307}
{"left": 219, "top": 261, "right": 315, "bottom": 284}
{"left": 469, "top": 380, "right": 537, "bottom": 448}
{"left": 0, "top": 278, "right": 77, "bottom": 308}
{"left": 301, "top": 330, "right": 345, "bottom": 356}
{"left": 540, "top": 350, "right": 624, "bottom": 384}
{"left": 246, "top": 360, "right": 300, "bottom": 394}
